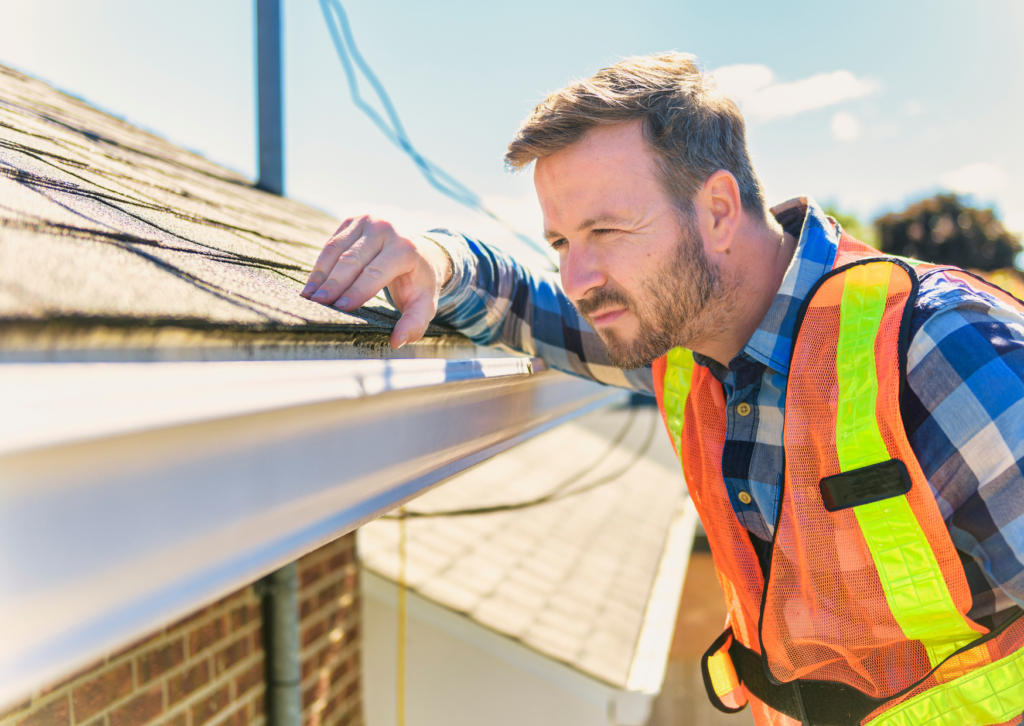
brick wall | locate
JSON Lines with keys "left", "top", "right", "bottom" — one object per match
{"left": 296, "top": 537, "right": 361, "bottom": 726}
{"left": 0, "top": 533, "right": 362, "bottom": 726}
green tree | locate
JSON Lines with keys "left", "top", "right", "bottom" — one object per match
{"left": 873, "top": 194, "right": 1020, "bottom": 271}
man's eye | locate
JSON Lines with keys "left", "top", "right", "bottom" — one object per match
{"left": 550, "top": 238, "right": 567, "bottom": 250}
{"left": 593, "top": 229, "right": 616, "bottom": 236}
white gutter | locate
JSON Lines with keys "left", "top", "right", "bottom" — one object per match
{"left": 0, "top": 357, "right": 623, "bottom": 709}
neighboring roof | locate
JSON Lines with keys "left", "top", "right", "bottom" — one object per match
{"left": 0, "top": 63, "right": 460, "bottom": 361}
{"left": 358, "top": 404, "right": 693, "bottom": 689}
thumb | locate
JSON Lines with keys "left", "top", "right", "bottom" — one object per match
{"left": 390, "top": 293, "right": 436, "bottom": 349}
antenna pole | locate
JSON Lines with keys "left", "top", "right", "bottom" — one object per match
{"left": 256, "top": 0, "right": 284, "bottom": 195}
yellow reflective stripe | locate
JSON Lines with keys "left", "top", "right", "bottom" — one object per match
{"left": 707, "top": 650, "right": 741, "bottom": 697}
{"left": 663, "top": 346, "right": 694, "bottom": 453}
{"left": 835, "top": 262, "right": 891, "bottom": 471}
{"left": 835, "top": 262, "right": 979, "bottom": 668}
{"left": 854, "top": 497, "right": 980, "bottom": 667}
{"left": 867, "top": 645, "right": 1024, "bottom": 726}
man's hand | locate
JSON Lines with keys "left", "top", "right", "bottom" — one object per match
{"left": 300, "top": 216, "right": 453, "bottom": 349}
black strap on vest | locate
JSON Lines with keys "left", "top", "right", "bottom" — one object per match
{"left": 703, "top": 608, "right": 1024, "bottom": 726}
{"left": 701, "top": 630, "right": 881, "bottom": 725}
{"left": 717, "top": 635, "right": 882, "bottom": 725}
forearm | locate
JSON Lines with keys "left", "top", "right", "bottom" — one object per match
{"left": 421, "top": 229, "right": 654, "bottom": 394}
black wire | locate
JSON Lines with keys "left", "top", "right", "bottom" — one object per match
{"left": 384, "top": 408, "right": 637, "bottom": 519}
{"left": 317, "top": 0, "right": 557, "bottom": 270}
{"left": 386, "top": 408, "right": 659, "bottom": 519}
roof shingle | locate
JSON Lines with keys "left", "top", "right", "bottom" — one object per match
{"left": 358, "top": 405, "right": 689, "bottom": 688}
{"left": 0, "top": 63, "right": 459, "bottom": 354}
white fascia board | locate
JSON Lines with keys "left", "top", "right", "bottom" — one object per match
{"left": 0, "top": 357, "right": 624, "bottom": 710}
{"left": 361, "top": 569, "right": 618, "bottom": 710}
{"left": 606, "top": 497, "right": 697, "bottom": 726}
{"left": 363, "top": 568, "right": 666, "bottom": 726}
{"left": 626, "top": 495, "right": 700, "bottom": 694}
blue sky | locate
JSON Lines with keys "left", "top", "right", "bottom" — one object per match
{"left": 1, "top": 0, "right": 1021, "bottom": 265}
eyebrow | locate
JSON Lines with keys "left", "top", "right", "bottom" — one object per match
{"left": 544, "top": 213, "right": 629, "bottom": 241}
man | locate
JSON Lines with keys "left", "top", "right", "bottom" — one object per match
{"left": 302, "top": 54, "right": 1024, "bottom": 725}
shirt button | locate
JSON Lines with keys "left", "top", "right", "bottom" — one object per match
{"left": 737, "top": 402, "right": 752, "bottom": 416}
{"left": 738, "top": 491, "right": 753, "bottom": 505}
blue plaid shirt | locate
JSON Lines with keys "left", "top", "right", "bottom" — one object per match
{"left": 425, "top": 197, "right": 1024, "bottom": 623}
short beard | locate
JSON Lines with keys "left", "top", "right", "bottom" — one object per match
{"left": 576, "top": 212, "right": 730, "bottom": 370}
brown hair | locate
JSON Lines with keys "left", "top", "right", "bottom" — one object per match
{"left": 506, "top": 52, "right": 767, "bottom": 221}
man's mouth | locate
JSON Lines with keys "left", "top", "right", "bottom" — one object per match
{"left": 590, "top": 307, "right": 628, "bottom": 327}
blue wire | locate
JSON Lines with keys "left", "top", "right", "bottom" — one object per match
{"left": 317, "top": 0, "right": 556, "bottom": 267}
{"left": 326, "top": 0, "right": 479, "bottom": 205}
{"left": 320, "top": 0, "right": 473, "bottom": 206}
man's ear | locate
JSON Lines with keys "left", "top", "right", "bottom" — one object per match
{"left": 699, "top": 170, "right": 742, "bottom": 254}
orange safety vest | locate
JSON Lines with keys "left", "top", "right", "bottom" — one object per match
{"left": 653, "top": 234, "right": 1024, "bottom": 726}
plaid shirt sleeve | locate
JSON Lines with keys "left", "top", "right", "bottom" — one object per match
{"left": 905, "top": 270, "right": 1024, "bottom": 616}
{"left": 420, "top": 229, "right": 655, "bottom": 394}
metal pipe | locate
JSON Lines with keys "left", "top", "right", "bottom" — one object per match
{"left": 255, "top": 0, "right": 284, "bottom": 195}
{"left": 259, "top": 563, "right": 301, "bottom": 726}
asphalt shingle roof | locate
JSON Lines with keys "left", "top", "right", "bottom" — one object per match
{"left": 0, "top": 64, "right": 456, "bottom": 352}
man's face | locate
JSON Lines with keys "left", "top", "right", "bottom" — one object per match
{"left": 534, "top": 121, "right": 731, "bottom": 369}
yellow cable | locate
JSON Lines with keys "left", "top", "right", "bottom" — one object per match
{"left": 397, "top": 508, "right": 407, "bottom": 726}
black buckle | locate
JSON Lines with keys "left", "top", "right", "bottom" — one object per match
{"left": 820, "top": 459, "right": 911, "bottom": 512}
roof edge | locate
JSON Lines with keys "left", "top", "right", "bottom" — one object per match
{"left": 0, "top": 320, "right": 486, "bottom": 363}
{"left": 625, "top": 496, "right": 699, "bottom": 694}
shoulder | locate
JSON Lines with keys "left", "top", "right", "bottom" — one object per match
{"left": 904, "top": 267, "right": 1024, "bottom": 469}
{"left": 903, "top": 269, "right": 1024, "bottom": 512}
{"left": 903, "top": 267, "right": 1024, "bottom": 432}
{"left": 909, "top": 268, "right": 1024, "bottom": 367}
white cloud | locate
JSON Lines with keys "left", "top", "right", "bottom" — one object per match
{"left": 746, "top": 71, "right": 878, "bottom": 122}
{"left": 904, "top": 100, "right": 924, "bottom": 117}
{"left": 712, "top": 65, "right": 879, "bottom": 123}
{"left": 710, "top": 64, "right": 775, "bottom": 101}
{"left": 939, "top": 163, "right": 1009, "bottom": 196}
{"left": 830, "top": 111, "right": 862, "bottom": 141}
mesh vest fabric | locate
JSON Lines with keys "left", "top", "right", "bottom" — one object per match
{"left": 652, "top": 234, "right": 1024, "bottom": 725}
{"left": 655, "top": 346, "right": 765, "bottom": 655}
{"left": 763, "top": 256, "right": 985, "bottom": 695}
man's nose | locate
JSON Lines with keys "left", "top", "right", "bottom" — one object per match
{"left": 560, "top": 245, "right": 607, "bottom": 301}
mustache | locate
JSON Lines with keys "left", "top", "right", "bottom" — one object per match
{"left": 575, "top": 287, "right": 634, "bottom": 317}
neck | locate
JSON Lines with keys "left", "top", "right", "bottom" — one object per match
{"left": 693, "top": 220, "right": 796, "bottom": 366}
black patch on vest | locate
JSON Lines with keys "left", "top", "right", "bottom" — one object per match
{"left": 819, "top": 459, "right": 911, "bottom": 512}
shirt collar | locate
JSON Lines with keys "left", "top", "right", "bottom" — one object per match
{"left": 693, "top": 196, "right": 840, "bottom": 377}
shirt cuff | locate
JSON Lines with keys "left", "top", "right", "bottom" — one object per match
{"left": 383, "top": 229, "right": 478, "bottom": 313}
{"left": 421, "top": 229, "right": 479, "bottom": 311}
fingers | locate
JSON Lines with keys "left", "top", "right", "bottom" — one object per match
{"left": 331, "top": 240, "right": 417, "bottom": 312}
{"left": 301, "top": 216, "right": 366, "bottom": 298}
{"left": 311, "top": 238, "right": 386, "bottom": 306}
{"left": 301, "top": 217, "right": 439, "bottom": 349}
{"left": 307, "top": 219, "right": 398, "bottom": 307}
{"left": 390, "top": 293, "right": 437, "bottom": 349}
